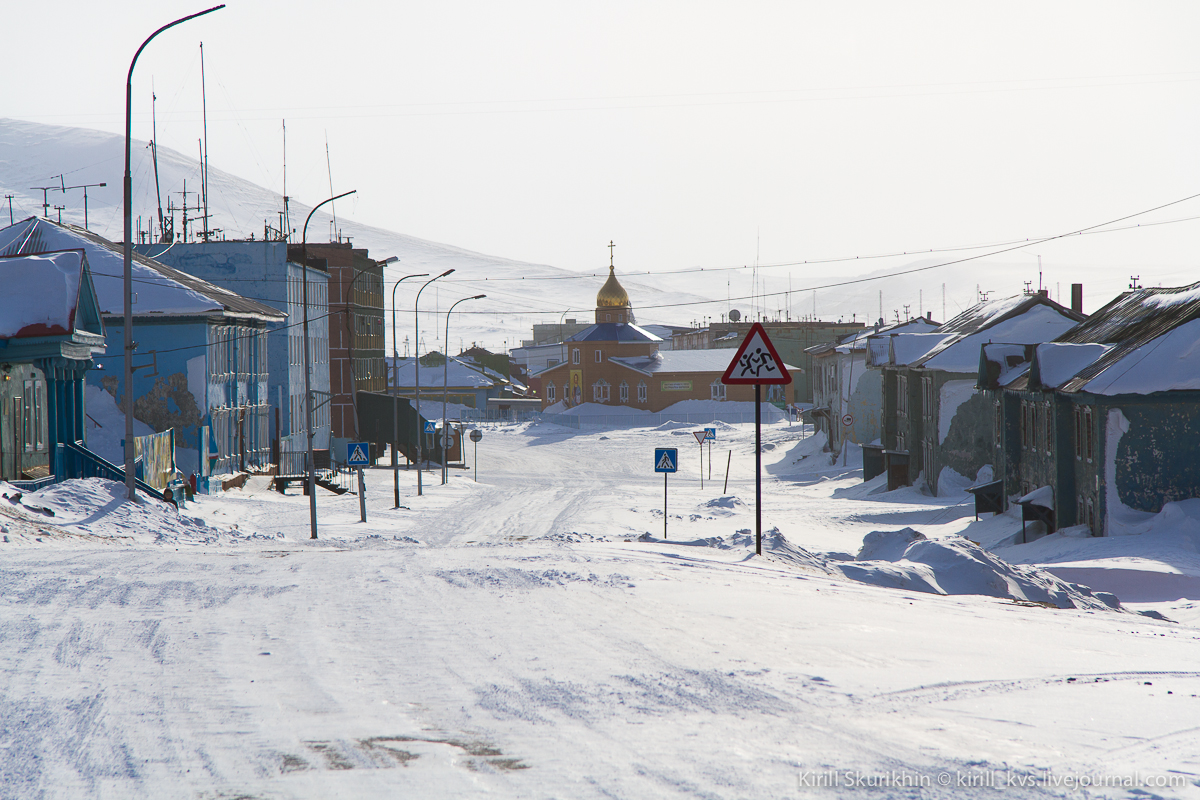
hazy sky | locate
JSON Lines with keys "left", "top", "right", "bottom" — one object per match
{"left": 10, "top": 1, "right": 1200, "bottom": 294}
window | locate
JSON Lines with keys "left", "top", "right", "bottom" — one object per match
{"left": 1075, "top": 406, "right": 1094, "bottom": 462}
{"left": 593, "top": 380, "right": 610, "bottom": 403}
{"left": 546, "top": 383, "right": 556, "bottom": 403}
{"left": 637, "top": 381, "right": 648, "bottom": 403}
{"left": 595, "top": 349, "right": 603, "bottom": 363}
{"left": 605, "top": 313, "right": 611, "bottom": 322}
{"left": 711, "top": 380, "right": 726, "bottom": 401}
{"left": 993, "top": 399, "right": 1003, "bottom": 449}
{"left": 897, "top": 375, "right": 908, "bottom": 417}
{"left": 921, "top": 377, "right": 934, "bottom": 422}
{"left": 1042, "top": 402, "right": 1053, "bottom": 455}
{"left": 619, "top": 381, "right": 629, "bottom": 403}
{"left": 572, "top": 348, "right": 581, "bottom": 365}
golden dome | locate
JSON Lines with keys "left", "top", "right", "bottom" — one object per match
{"left": 596, "top": 265, "right": 631, "bottom": 309}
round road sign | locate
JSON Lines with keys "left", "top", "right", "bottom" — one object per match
{"left": 841, "top": 413, "right": 854, "bottom": 427}
{"left": 469, "top": 429, "right": 483, "bottom": 443}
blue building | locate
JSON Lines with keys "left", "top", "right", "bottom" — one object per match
{"left": 0, "top": 250, "right": 106, "bottom": 485}
{"left": 0, "top": 218, "right": 285, "bottom": 479}
{"left": 134, "top": 240, "right": 332, "bottom": 454}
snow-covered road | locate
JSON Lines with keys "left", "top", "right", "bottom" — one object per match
{"left": 2, "top": 420, "right": 1199, "bottom": 799}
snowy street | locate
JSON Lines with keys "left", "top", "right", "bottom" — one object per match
{"left": 3, "top": 420, "right": 1199, "bottom": 799}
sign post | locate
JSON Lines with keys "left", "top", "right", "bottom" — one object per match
{"left": 704, "top": 427, "right": 716, "bottom": 480}
{"left": 654, "top": 447, "right": 678, "bottom": 539}
{"left": 720, "top": 322, "right": 792, "bottom": 555}
{"left": 692, "top": 430, "right": 706, "bottom": 489}
{"left": 469, "top": 428, "right": 482, "bottom": 481}
{"left": 347, "top": 441, "right": 371, "bottom": 522}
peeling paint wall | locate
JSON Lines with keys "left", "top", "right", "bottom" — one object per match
{"left": 1109, "top": 397, "right": 1200, "bottom": 516}
{"left": 931, "top": 374, "right": 992, "bottom": 494}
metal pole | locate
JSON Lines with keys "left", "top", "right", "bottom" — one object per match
{"left": 723, "top": 449, "right": 731, "bottom": 495}
{"left": 391, "top": 271, "right": 426, "bottom": 507}
{"left": 664, "top": 472, "right": 668, "bottom": 539}
{"left": 123, "top": 4, "right": 225, "bottom": 501}
{"left": 699, "top": 441, "right": 704, "bottom": 491}
{"left": 442, "top": 294, "right": 486, "bottom": 486}
{"left": 414, "top": 270, "right": 454, "bottom": 495}
{"left": 358, "top": 467, "right": 366, "bottom": 522}
{"left": 755, "top": 383, "right": 762, "bottom": 556}
{"left": 474, "top": 438, "right": 478, "bottom": 481}
{"left": 301, "top": 189, "right": 356, "bottom": 539}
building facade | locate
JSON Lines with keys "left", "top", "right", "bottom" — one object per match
{"left": 135, "top": 240, "right": 332, "bottom": 452}
{"left": 290, "top": 242, "right": 387, "bottom": 440}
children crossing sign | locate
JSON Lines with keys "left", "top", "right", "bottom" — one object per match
{"left": 347, "top": 442, "right": 371, "bottom": 467}
{"left": 654, "top": 448, "right": 678, "bottom": 473}
{"left": 720, "top": 322, "right": 792, "bottom": 557}
{"left": 721, "top": 322, "right": 792, "bottom": 386}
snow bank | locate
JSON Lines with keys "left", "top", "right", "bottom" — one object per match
{"left": 844, "top": 529, "right": 1121, "bottom": 610}
{"left": 937, "top": 380, "right": 976, "bottom": 444}
{"left": 0, "top": 478, "right": 272, "bottom": 546}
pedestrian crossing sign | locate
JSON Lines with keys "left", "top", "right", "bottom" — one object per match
{"left": 654, "top": 448, "right": 678, "bottom": 473}
{"left": 424, "top": 420, "right": 437, "bottom": 433}
{"left": 347, "top": 442, "right": 371, "bottom": 467}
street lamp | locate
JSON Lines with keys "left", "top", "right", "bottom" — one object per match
{"left": 442, "top": 294, "right": 486, "bottom": 485}
{"left": 300, "top": 189, "right": 356, "bottom": 539}
{"left": 123, "top": 3, "right": 225, "bottom": 501}
{"left": 390, "top": 270, "right": 428, "bottom": 507}
{"left": 414, "top": 269, "right": 454, "bottom": 496}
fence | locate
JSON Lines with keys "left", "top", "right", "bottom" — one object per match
{"left": 133, "top": 429, "right": 176, "bottom": 490}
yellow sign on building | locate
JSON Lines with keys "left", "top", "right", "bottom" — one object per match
{"left": 661, "top": 381, "right": 692, "bottom": 392}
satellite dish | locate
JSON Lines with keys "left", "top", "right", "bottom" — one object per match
{"left": 728, "top": 309, "right": 742, "bottom": 322}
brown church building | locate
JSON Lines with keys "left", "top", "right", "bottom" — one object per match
{"left": 535, "top": 264, "right": 796, "bottom": 412}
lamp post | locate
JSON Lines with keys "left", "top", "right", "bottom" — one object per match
{"left": 414, "top": 269, "right": 454, "bottom": 496}
{"left": 442, "top": 294, "right": 486, "bottom": 485}
{"left": 390, "top": 270, "right": 428, "bottom": 507}
{"left": 300, "top": 189, "right": 356, "bottom": 539}
{"left": 123, "top": 4, "right": 225, "bottom": 501}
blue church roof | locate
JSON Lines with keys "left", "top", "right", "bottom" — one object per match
{"left": 566, "top": 323, "right": 662, "bottom": 343}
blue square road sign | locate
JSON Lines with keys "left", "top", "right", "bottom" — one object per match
{"left": 654, "top": 448, "right": 678, "bottom": 473}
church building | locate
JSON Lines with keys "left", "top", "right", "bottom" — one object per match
{"left": 535, "top": 257, "right": 796, "bottom": 412}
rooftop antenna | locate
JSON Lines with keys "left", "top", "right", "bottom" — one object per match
{"left": 1037, "top": 255, "right": 1043, "bottom": 293}
{"left": 199, "top": 42, "right": 211, "bottom": 242}
{"left": 1129, "top": 275, "right": 1142, "bottom": 289}
{"left": 1023, "top": 280, "right": 1033, "bottom": 295}
{"left": 54, "top": 204, "right": 65, "bottom": 224}
{"left": 282, "top": 119, "right": 291, "bottom": 242}
{"left": 61, "top": 181, "right": 107, "bottom": 231}
{"left": 325, "top": 133, "right": 338, "bottom": 242}
{"left": 151, "top": 88, "right": 166, "bottom": 241}
{"left": 4, "top": 195, "right": 13, "bottom": 226}
{"left": 30, "top": 183, "right": 59, "bottom": 218}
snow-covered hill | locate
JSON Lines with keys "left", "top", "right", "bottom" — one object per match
{"left": 1, "top": 118, "right": 1109, "bottom": 353}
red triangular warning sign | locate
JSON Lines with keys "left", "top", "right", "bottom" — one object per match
{"left": 721, "top": 322, "right": 793, "bottom": 385}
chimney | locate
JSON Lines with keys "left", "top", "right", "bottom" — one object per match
{"left": 926, "top": 311, "right": 932, "bottom": 321}
{"left": 1071, "top": 284, "right": 1083, "bottom": 315}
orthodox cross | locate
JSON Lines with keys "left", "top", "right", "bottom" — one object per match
{"left": 608, "top": 240, "right": 615, "bottom": 267}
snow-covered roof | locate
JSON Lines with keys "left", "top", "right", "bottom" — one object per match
{"left": 1031, "top": 343, "right": 1113, "bottom": 390}
{"left": 978, "top": 343, "right": 1033, "bottom": 390}
{"left": 388, "top": 356, "right": 497, "bottom": 389}
{"left": 0, "top": 217, "right": 284, "bottom": 322}
{"left": 888, "top": 333, "right": 949, "bottom": 367}
{"left": 1049, "top": 281, "right": 1200, "bottom": 395}
{"left": 0, "top": 251, "right": 92, "bottom": 339}
{"left": 911, "top": 294, "right": 1083, "bottom": 373}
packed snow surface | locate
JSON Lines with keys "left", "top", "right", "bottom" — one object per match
{"left": 2, "top": 420, "right": 1199, "bottom": 799}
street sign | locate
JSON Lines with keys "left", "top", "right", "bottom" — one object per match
{"left": 841, "top": 413, "right": 854, "bottom": 427}
{"left": 692, "top": 431, "right": 706, "bottom": 444}
{"left": 469, "top": 429, "right": 483, "bottom": 443}
{"left": 424, "top": 420, "right": 437, "bottom": 434}
{"left": 654, "top": 448, "right": 678, "bottom": 473}
{"left": 347, "top": 442, "right": 371, "bottom": 467}
{"left": 704, "top": 427, "right": 716, "bottom": 441}
{"left": 721, "top": 322, "right": 792, "bottom": 385}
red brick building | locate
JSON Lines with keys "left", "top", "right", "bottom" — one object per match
{"left": 536, "top": 264, "right": 795, "bottom": 412}
{"left": 290, "top": 242, "right": 386, "bottom": 439}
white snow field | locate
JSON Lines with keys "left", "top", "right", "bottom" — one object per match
{"left": 2, "top": 420, "right": 1200, "bottom": 799}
